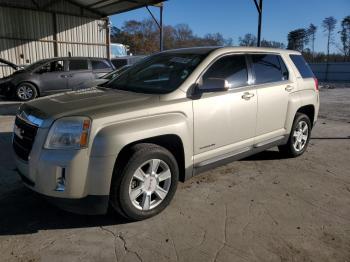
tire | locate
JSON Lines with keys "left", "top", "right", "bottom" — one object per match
{"left": 16, "top": 82, "right": 38, "bottom": 101}
{"left": 110, "top": 143, "right": 179, "bottom": 221}
{"left": 278, "top": 113, "right": 312, "bottom": 157}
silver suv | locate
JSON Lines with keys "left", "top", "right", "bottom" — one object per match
{"left": 13, "top": 47, "right": 319, "bottom": 220}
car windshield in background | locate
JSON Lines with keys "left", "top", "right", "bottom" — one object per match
{"left": 105, "top": 53, "right": 206, "bottom": 94}
{"left": 24, "top": 60, "right": 48, "bottom": 71}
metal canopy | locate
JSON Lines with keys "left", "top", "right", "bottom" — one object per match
{"left": 67, "top": 0, "right": 165, "bottom": 17}
{"left": 0, "top": 0, "right": 165, "bottom": 18}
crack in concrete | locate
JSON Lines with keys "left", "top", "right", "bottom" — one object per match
{"left": 213, "top": 204, "right": 228, "bottom": 262}
{"left": 118, "top": 233, "right": 143, "bottom": 262}
{"left": 241, "top": 201, "right": 253, "bottom": 236}
{"left": 100, "top": 226, "right": 119, "bottom": 262}
{"left": 169, "top": 236, "right": 179, "bottom": 262}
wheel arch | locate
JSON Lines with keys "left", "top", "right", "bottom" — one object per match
{"left": 114, "top": 134, "right": 186, "bottom": 182}
{"left": 17, "top": 81, "right": 40, "bottom": 97}
{"left": 296, "top": 105, "right": 315, "bottom": 127}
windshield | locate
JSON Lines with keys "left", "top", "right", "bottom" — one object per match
{"left": 24, "top": 60, "right": 49, "bottom": 71}
{"left": 111, "top": 45, "right": 127, "bottom": 57}
{"left": 105, "top": 53, "right": 206, "bottom": 94}
{"left": 101, "top": 65, "right": 130, "bottom": 80}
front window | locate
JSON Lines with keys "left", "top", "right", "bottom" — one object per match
{"left": 36, "top": 60, "right": 64, "bottom": 73}
{"left": 201, "top": 55, "right": 248, "bottom": 90}
{"left": 105, "top": 53, "right": 206, "bottom": 94}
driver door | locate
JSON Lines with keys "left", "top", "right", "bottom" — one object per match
{"left": 37, "top": 60, "right": 68, "bottom": 94}
{"left": 193, "top": 54, "right": 257, "bottom": 165}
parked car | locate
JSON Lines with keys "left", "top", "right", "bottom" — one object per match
{"left": 13, "top": 47, "right": 319, "bottom": 220}
{"left": 0, "top": 57, "right": 114, "bottom": 101}
{"left": 74, "top": 65, "right": 131, "bottom": 90}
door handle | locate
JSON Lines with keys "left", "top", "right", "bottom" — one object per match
{"left": 241, "top": 92, "right": 255, "bottom": 100}
{"left": 60, "top": 75, "right": 68, "bottom": 78}
{"left": 285, "top": 85, "right": 294, "bottom": 92}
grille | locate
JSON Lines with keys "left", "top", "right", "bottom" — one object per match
{"left": 13, "top": 116, "right": 38, "bottom": 161}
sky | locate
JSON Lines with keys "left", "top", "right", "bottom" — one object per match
{"left": 110, "top": 0, "right": 350, "bottom": 53}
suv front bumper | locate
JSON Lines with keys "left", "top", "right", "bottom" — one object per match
{"left": 14, "top": 145, "right": 115, "bottom": 215}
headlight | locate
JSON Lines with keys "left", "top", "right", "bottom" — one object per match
{"left": 44, "top": 117, "right": 91, "bottom": 149}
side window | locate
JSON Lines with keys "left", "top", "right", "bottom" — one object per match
{"left": 69, "top": 60, "right": 88, "bottom": 71}
{"left": 289, "top": 54, "right": 314, "bottom": 78}
{"left": 37, "top": 60, "right": 64, "bottom": 73}
{"left": 202, "top": 55, "right": 248, "bottom": 89}
{"left": 92, "top": 60, "right": 110, "bottom": 70}
{"left": 251, "top": 54, "right": 285, "bottom": 84}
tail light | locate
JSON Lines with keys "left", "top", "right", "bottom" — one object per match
{"left": 313, "top": 77, "right": 319, "bottom": 91}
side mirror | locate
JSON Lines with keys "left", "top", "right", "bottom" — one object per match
{"left": 198, "top": 78, "right": 230, "bottom": 93}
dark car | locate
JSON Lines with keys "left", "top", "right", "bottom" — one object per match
{"left": 0, "top": 57, "right": 114, "bottom": 101}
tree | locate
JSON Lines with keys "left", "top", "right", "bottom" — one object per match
{"left": 339, "top": 16, "right": 350, "bottom": 58}
{"left": 287, "top": 29, "right": 308, "bottom": 51}
{"left": 110, "top": 19, "right": 232, "bottom": 54}
{"left": 322, "top": 16, "right": 337, "bottom": 61}
{"left": 322, "top": 16, "right": 337, "bottom": 81}
{"left": 307, "top": 23, "right": 317, "bottom": 60}
{"left": 261, "top": 39, "right": 285, "bottom": 49}
{"left": 238, "top": 33, "right": 257, "bottom": 46}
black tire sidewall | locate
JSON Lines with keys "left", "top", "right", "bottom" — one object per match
{"left": 288, "top": 113, "right": 312, "bottom": 156}
{"left": 16, "top": 83, "right": 37, "bottom": 101}
{"left": 113, "top": 145, "right": 179, "bottom": 220}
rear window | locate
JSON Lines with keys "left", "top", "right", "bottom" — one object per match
{"left": 69, "top": 60, "right": 88, "bottom": 71}
{"left": 251, "top": 54, "right": 287, "bottom": 84}
{"left": 92, "top": 60, "right": 111, "bottom": 70}
{"left": 289, "top": 55, "right": 314, "bottom": 78}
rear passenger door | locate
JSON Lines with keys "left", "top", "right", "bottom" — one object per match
{"left": 91, "top": 59, "right": 114, "bottom": 78}
{"left": 67, "top": 59, "right": 93, "bottom": 89}
{"left": 249, "top": 54, "right": 293, "bottom": 142}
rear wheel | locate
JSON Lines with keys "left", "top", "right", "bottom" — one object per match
{"left": 110, "top": 143, "right": 179, "bottom": 221}
{"left": 278, "top": 113, "right": 311, "bottom": 157}
{"left": 16, "top": 83, "right": 37, "bottom": 101}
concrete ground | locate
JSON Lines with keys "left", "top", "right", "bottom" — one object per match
{"left": 0, "top": 87, "right": 349, "bottom": 262}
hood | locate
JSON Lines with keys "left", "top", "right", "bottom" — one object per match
{"left": 0, "top": 58, "right": 20, "bottom": 70}
{"left": 22, "top": 87, "right": 159, "bottom": 123}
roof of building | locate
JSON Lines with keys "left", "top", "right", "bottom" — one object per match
{"left": 0, "top": 0, "right": 165, "bottom": 18}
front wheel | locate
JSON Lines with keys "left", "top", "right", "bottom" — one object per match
{"left": 278, "top": 113, "right": 312, "bottom": 157}
{"left": 110, "top": 143, "right": 179, "bottom": 221}
{"left": 16, "top": 83, "right": 37, "bottom": 101}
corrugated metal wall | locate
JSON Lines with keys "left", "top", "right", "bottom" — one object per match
{"left": 310, "top": 63, "right": 350, "bottom": 82}
{"left": 0, "top": 3, "right": 107, "bottom": 78}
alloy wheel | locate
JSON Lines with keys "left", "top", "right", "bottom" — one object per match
{"left": 17, "top": 85, "right": 33, "bottom": 100}
{"left": 292, "top": 120, "right": 309, "bottom": 152}
{"left": 128, "top": 159, "right": 172, "bottom": 211}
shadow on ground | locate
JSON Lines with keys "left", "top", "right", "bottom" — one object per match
{"left": 0, "top": 96, "right": 21, "bottom": 116}
{"left": 0, "top": 187, "right": 127, "bottom": 236}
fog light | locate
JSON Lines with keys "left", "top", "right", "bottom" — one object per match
{"left": 55, "top": 167, "right": 66, "bottom": 192}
